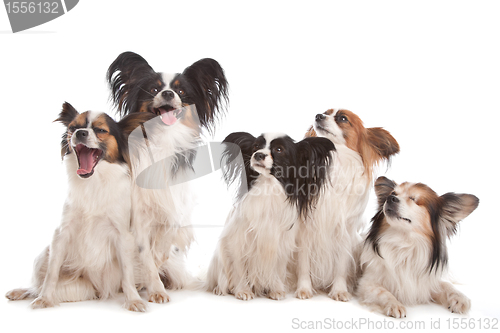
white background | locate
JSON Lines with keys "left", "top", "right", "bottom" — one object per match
{"left": 1, "top": 1, "right": 499, "bottom": 332}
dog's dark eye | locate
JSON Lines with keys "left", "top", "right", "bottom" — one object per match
{"left": 252, "top": 144, "right": 260, "bottom": 152}
{"left": 150, "top": 87, "right": 159, "bottom": 94}
{"left": 178, "top": 90, "right": 185, "bottom": 96}
{"left": 68, "top": 126, "right": 76, "bottom": 133}
{"left": 94, "top": 128, "right": 108, "bottom": 134}
{"left": 409, "top": 196, "right": 416, "bottom": 202}
{"left": 274, "top": 147, "right": 284, "bottom": 154}
{"left": 337, "top": 115, "right": 348, "bottom": 123}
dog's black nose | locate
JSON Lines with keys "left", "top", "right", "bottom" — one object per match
{"left": 316, "top": 114, "right": 326, "bottom": 122}
{"left": 388, "top": 195, "right": 399, "bottom": 203}
{"left": 162, "top": 90, "right": 175, "bottom": 100}
{"left": 254, "top": 152, "right": 267, "bottom": 161}
{"left": 76, "top": 130, "right": 88, "bottom": 140}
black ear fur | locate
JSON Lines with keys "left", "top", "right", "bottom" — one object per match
{"left": 374, "top": 176, "right": 397, "bottom": 209}
{"left": 365, "top": 176, "right": 397, "bottom": 258}
{"left": 54, "top": 102, "right": 79, "bottom": 158}
{"left": 183, "top": 58, "right": 229, "bottom": 132}
{"left": 440, "top": 193, "right": 479, "bottom": 237}
{"left": 293, "top": 137, "right": 336, "bottom": 219}
{"left": 107, "top": 52, "right": 158, "bottom": 116}
{"left": 221, "top": 132, "right": 258, "bottom": 200}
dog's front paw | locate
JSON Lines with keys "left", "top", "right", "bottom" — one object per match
{"left": 385, "top": 301, "right": 407, "bottom": 318}
{"left": 447, "top": 293, "right": 471, "bottom": 314}
{"left": 212, "top": 286, "right": 226, "bottom": 296}
{"left": 6, "top": 288, "right": 31, "bottom": 301}
{"left": 125, "top": 299, "right": 147, "bottom": 312}
{"left": 295, "top": 288, "right": 313, "bottom": 300}
{"left": 268, "top": 290, "right": 286, "bottom": 301}
{"left": 31, "top": 297, "right": 55, "bottom": 309}
{"left": 148, "top": 291, "right": 170, "bottom": 304}
{"left": 235, "top": 290, "right": 254, "bottom": 301}
{"left": 328, "top": 290, "right": 352, "bottom": 302}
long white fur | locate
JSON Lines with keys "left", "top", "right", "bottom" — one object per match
{"left": 207, "top": 134, "right": 298, "bottom": 301}
{"left": 6, "top": 114, "right": 146, "bottom": 312}
{"left": 357, "top": 182, "right": 472, "bottom": 318}
{"left": 295, "top": 110, "right": 370, "bottom": 301}
{"left": 127, "top": 114, "right": 198, "bottom": 303}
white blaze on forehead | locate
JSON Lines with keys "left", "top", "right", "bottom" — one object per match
{"left": 263, "top": 132, "right": 287, "bottom": 149}
{"left": 161, "top": 73, "right": 176, "bottom": 89}
{"left": 87, "top": 111, "right": 104, "bottom": 126}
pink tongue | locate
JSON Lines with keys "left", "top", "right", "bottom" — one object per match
{"left": 160, "top": 109, "right": 177, "bottom": 125}
{"left": 77, "top": 148, "right": 95, "bottom": 175}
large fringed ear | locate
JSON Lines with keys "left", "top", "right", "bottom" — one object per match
{"left": 182, "top": 58, "right": 229, "bottom": 132}
{"left": 221, "top": 132, "right": 258, "bottom": 200}
{"left": 54, "top": 102, "right": 79, "bottom": 158}
{"left": 374, "top": 176, "right": 397, "bottom": 209}
{"left": 294, "top": 137, "right": 336, "bottom": 219}
{"left": 107, "top": 51, "right": 157, "bottom": 116}
{"left": 440, "top": 192, "right": 479, "bottom": 237}
{"left": 366, "top": 127, "right": 400, "bottom": 160}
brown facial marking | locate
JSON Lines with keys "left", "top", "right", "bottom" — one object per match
{"left": 67, "top": 112, "right": 90, "bottom": 151}
{"left": 139, "top": 100, "right": 152, "bottom": 113}
{"left": 324, "top": 109, "right": 335, "bottom": 115}
{"left": 399, "top": 182, "right": 437, "bottom": 238}
{"left": 93, "top": 114, "right": 119, "bottom": 163}
{"left": 173, "top": 80, "right": 180, "bottom": 87}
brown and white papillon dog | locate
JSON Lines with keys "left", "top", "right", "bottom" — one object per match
{"left": 5, "top": 103, "right": 148, "bottom": 312}
{"left": 357, "top": 177, "right": 479, "bottom": 318}
{"left": 106, "top": 52, "right": 229, "bottom": 303}
{"left": 207, "top": 132, "right": 335, "bottom": 300}
{"left": 294, "top": 109, "right": 400, "bottom": 301}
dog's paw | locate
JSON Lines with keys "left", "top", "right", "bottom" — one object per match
{"left": 31, "top": 297, "right": 55, "bottom": 309}
{"left": 148, "top": 291, "right": 170, "bottom": 304}
{"left": 6, "top": 288, "right": 31, "bottom": 301}
{"left": 125, "top": 299, "right": 147, "bottom": 312}
{"left": 235, "top": 290, "right": 254, "bottom": 301}
{"left": 212, "top": 286, "right": 226, "bottom": 296}
{"left": 447, "top": 293, "right": 471, "bottom": 314}
{"left": 385, "top": 301, "right": 407, "bottom": 318}
{"left": 295, "top": 288, "right": 313, "bottom": 300}
{"left": 268, "top": 290, "right": 286, "bottom": 301}
{"left": 328, "top": 290, "right": 352, "bottom": 302}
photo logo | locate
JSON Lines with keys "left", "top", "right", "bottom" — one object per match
{"left": 3, "top": 0, "right": 79, "bottom": 33}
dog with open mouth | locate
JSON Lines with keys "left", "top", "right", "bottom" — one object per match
{"left": 5, "top": 102, "right": 148, "bottom": 312}
{"left": 106, "top": 52, "right": 229, "bottom": 302}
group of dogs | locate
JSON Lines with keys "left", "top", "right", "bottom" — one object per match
{"left": 6, "top": 52, "right": 479, "bottom": 318}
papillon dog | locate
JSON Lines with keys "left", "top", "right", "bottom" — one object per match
{"left": 5, "top": 103, "right": 147, "bottom": 311}
{"left": 207, "top": 132, "right": 335, "bottom": 300}
{"left": 106, "top": 52, "right": 228, "bottom": 302}
{"left": 107, "top": 51, "right": 228, "bottom": 132}
{"left": 294, "top": 109, "right": 399, "bottom": 301}
{"left": 357, "top": 177, "right": 479, "bottom": 318}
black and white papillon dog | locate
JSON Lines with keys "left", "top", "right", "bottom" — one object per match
{"left": 106, "top": 52, "right": 229, "bottom": 303}
{"left": 107, "top": 51, "right": 228, "bottom": 133}
{"left": 207, "top": 132, "right": 335, "bottom": 300}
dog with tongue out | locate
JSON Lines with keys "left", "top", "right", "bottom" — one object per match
{"left": 105, "top": 52, "right": 230, "bottom": 303}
